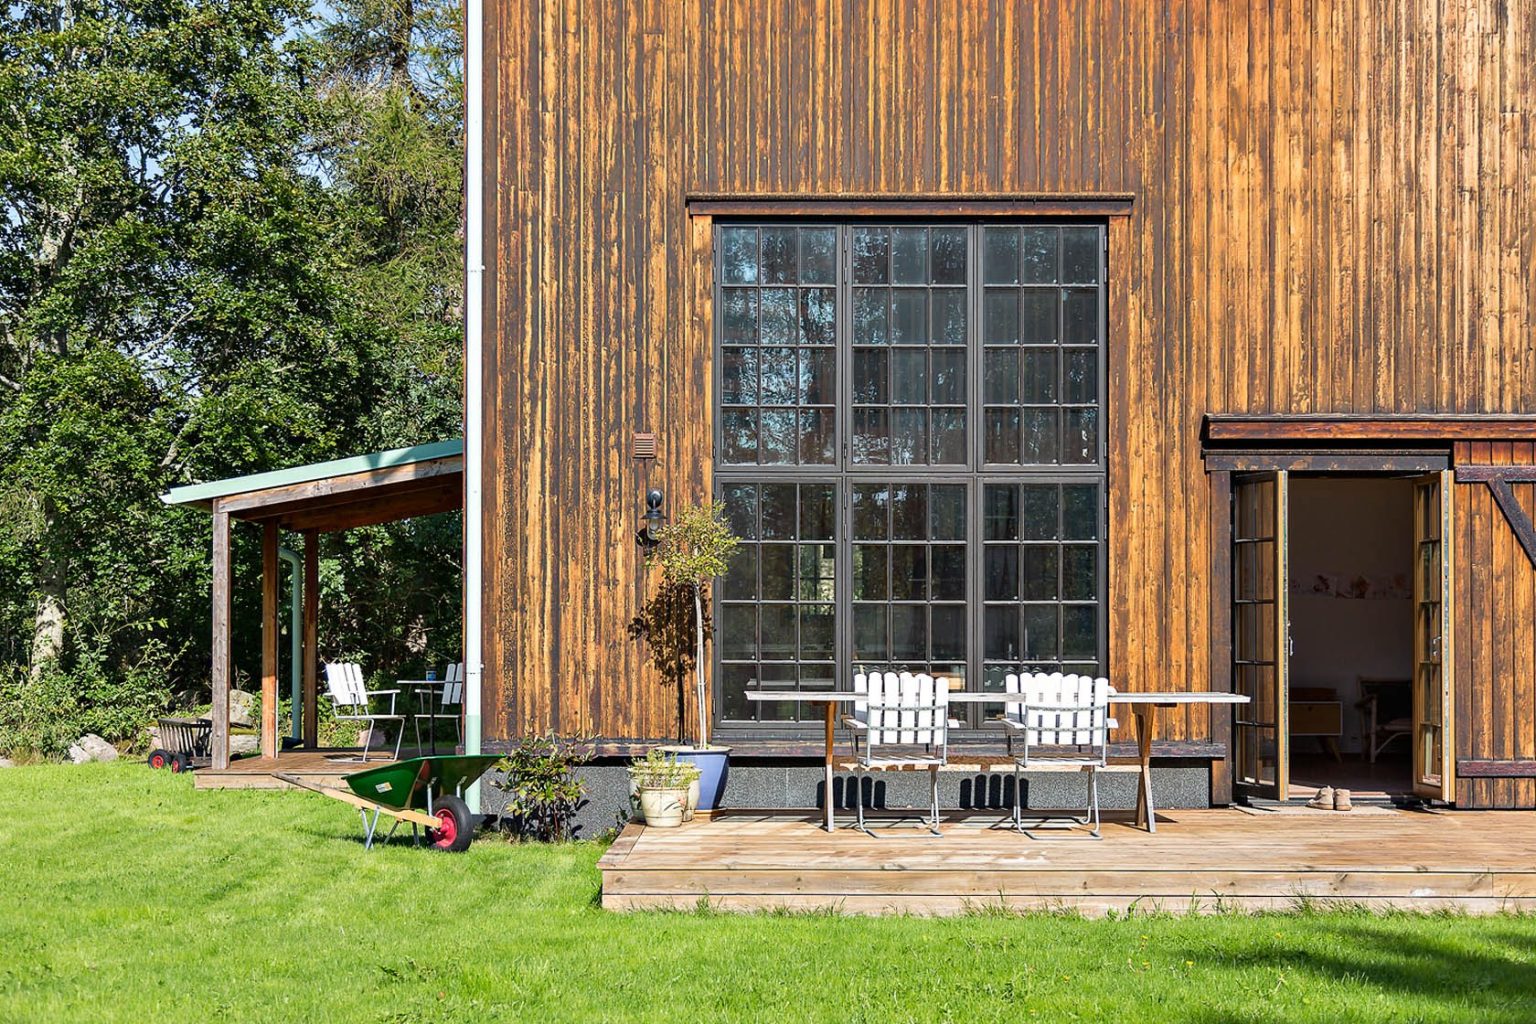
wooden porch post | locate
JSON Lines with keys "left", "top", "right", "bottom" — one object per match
{"left": 302, "top": 529, "right": 319, "bottom": 747}
{"left": 211, "top": 509, "right": 232, "bottom": 770}
{"left": 261, "top": 521, "right": 279, "bottom": 760}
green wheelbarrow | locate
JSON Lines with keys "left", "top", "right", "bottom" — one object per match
{"left": 276, "top": 754, "right": 501, "bottom": 852}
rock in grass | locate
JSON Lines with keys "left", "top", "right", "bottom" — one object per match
{"left": 68, "top": 734, "right": 119, "bottom": 764}
{"left": 229, "top": 735, "right": 259, "bottom": 756}
{"left": 0, "top": 757, "right": 13, "bottom": 768}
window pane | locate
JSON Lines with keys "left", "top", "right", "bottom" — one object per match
{"left": 760, "top": 604, "right": 797, "bottom": 660}
{"left": 891, "top": 227, "right": 928, "bottom": 283}
{"left": 1021, "top": 227, "right": 1059, "bottom": 284}
{"left": 1061, "top": 227, "right": 1099, "bottom": 283}
{"left": 1021, "top": 605, "right": 1058, "bottom": 659}
{"left": 1021, "top": 485, "right": 1060, "bottom": 540}
{"left": 890, "top": 484, "right": 927, "bottom": 540}
{"left": 1021, "top": 290, "right": 1058, "bottom": 344}
{"left": 853, "top": 408, "right": 890, "bottom": 464}
{"left": 931, "top": 226, "right": 967, "bottom": 284}
{"left": 890, "top": 545, "right": 927, "bottom": 599}
{"left": 891, "top": 605, "right": 926, "bottom": 661}
{"left": 890, "top": 408, "right": 927, "bottom": 465}
{"left": 1064, "top": 348, "right": 1097, "bottom": 404}
{"left": 760, "top": 546, "right": 794, "bottom": 599}
{"left": 931, "top": 348, "right": 965, "bottom": 404}
{"left": 983, "top": 227, "right": 1019, "bottom": 284}
{"left": 799, "top": 410, "right": 834, "bottom": 464}
{"left": 1063, "top": 545, "right": 1097, "bottom": 600}
{"left": 932, "top": 545, "right": 965, "bottom": 600}
{"left": 931, "top": 605, "right": 965, "bottom": 661}
{"left": 984, "top": 484, "right": 1019, "bottom": 540}
{"left": 722, "top": 484, "right": 757, "bottom": 539}
{"left": 760, "top": 289, "right": 797, "bottom": 345}
{"left": 1021, "top": 545, "right": 1059, "bottom": 601}
{"left": 721, "top": 410, "right": 756, "bottom": 463}
{"left": 985, "top": 408, "right": 1021, "bottom": 464}
{"left": 721, "top": 605, "right": 757, "bottom": 658}
{"left": 800, "top": 484, "right": 835, "bottom": 540}
{"left": 854, "top": 288, "right": 889, "bottom": 345}
{"left": 722, "top": 288, "right": 757, "bottom": 343}
{"left": 761, "top": 484, "right": 796, "bottom": 538}
{"left": 721, "top": 227, "right": 758, "bottom": 284}
{"left": 892, "top": 348, "right": 927, "bottom": 404}
{"left": 985, "top": 545, "right": 1019, "bottom": 600}
{"left": 722, "top": 347, "right": 758, "bottom": 405}
{"left": 801, "top": 227, "right": 837, "bottom": 283}
{"left": 930, "top": 484, "right": 966, "bottom": 540}
{"left": 1063, "top": 485, "right": 1099, "bottom": 540}
{"left": 1062, "top": 605, "right": 1097, "bottom": 659}
{"left": 854, "top": 484, "right": 888, "bottom": 539}
{"left": 984, "top": 289, "right": 1019, "bottom": 344}
{"left": 985, "top": 606, "right": 1020, "bottom": 660}
{"left": 853, "top": 546, "right": 888, "bottom": 599}
{"left": 760, "top": 226, "right": 797, "bottom": 283}
{"left": 891, "top": 289, "right": 928, "bottom": 344}
{"left": 1021, "top": 349, "right": 1058, "bottom": 404}
{"left": 800, "top": 288, "right": 836, "bottom": 345}
{"left": 1020, "top": 407, "right": 1059, "bottom": 464}
{"left": 932, "top": 409, "right": 966, "bottom": 464}
{"left": 854, "top": 604, "right": 888, "bottom": 660}
{"left": 932, "top": 289, "right": 967, "bottom": 344}
{"left": 800, "top": 604, "right": 834, "bottom": 659}
{"left": 1063, "top": 408, "right": 1098, "bottom": 465}
{"left": 759, "top": 409, "right": 796, "bottom": 463}
{"left": 723, "top": 548, "right": 756, "bottom": 599}
{"left": 852, "top": 227, "right": 889, "bottom": 283}
{"left": 1063, "top": 289, "right": 1099, "bottom": 345}
{"left": 854, "top": 348, "right": 888, "bottom": 404}
{"left": 799, "top": 348, "right": 834, "bottom": 405}
{"left": 984, "top": 349, "right": 1020, "bottom": 405}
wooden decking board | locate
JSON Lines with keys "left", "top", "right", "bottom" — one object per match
{"left": 599, "top": 810, "right": 1536, "bottom": 915}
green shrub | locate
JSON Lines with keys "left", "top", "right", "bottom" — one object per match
{"left": 491, "top": 735, "right": 593, "bottom": 842}
{"left": 0, "top": 642, "right": 173, "bottom": 759}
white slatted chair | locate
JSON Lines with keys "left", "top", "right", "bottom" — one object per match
{"left": 848, "top": 671, "right": 950, "bottom": 836}
{"left": 1002, "top": 671, "right": 1115, "bottom": 838}
{"left": 324, "top": 662, "right": 404, "bottom": 762}
{"left": 842, "top": 672, "right": 870, "bottom": 757}
{"left": 413, "top": 662, "right": 464, "bottom": 750}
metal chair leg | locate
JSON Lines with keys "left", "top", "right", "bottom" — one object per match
{"left": 928, "top": 765, "right": 941, "bottom": 836}
{"left": 1088, "top": 768, "right": 1102, "bottom": 839}
{"left": 392, "top": 719, "right": 405, "bottom": 761}
{"left": 854, "top": 770, "right": 872, "bottom": 836}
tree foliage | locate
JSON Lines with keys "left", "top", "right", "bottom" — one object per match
{"left": 0, "top": 0, "right": 465, "bottom": 755}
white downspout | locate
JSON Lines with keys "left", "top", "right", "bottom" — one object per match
{"left": 463, "top": 0, "right": 485, "bottom": 811}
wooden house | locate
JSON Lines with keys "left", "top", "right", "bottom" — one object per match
{"left": 463, "top": 0, "right": 1536, "bottom": 811}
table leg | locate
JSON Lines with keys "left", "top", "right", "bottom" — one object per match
{"left": 822, "top": 701, "right": 835, "bottom": 833}
{"left": 1134, "top": 705, "right": 1156, "bottom": 834}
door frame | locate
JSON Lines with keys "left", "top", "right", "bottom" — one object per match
{"left": 1207, "top": 448, "right": 1455, "bottom": 803}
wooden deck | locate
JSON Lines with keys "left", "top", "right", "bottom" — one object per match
{"left": 598, "top": 808, "right": 1536, "bottom": 916}
{"left": 192, "top": 748, "right": 433, "bottom": 790}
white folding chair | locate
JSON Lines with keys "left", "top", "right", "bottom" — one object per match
{"left": 323, "top": 662, "right": 404, "bottom": 763}
{"left": 842, "top": 671, "right": 870, "bottom": 757}
{"left": 1002, "top": 672, "right": 1115, "bottom": 838}
{"left": 847, "top": 671, "right": 949, "bottom": 837}
{"left": 413, "top": 662, "right": 464, "bottom": 751}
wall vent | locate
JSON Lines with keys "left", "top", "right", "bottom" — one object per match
{"left": 632, "top": 432, "right": 657, "bottom": 460}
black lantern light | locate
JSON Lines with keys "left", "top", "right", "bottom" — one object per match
{"left": 637, "top": 488, "right": 665, "bottom": 548}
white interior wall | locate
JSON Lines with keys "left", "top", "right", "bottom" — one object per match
{"left": 1287, "top": 476, "right": 1415, "bottom": 754}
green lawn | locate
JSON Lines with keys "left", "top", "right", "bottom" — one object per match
{"left": 1, "top": 765, "right": 1533, "bottom": 1023}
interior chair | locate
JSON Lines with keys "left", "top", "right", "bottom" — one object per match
{"left": 323, "top": 662, "right": 404, "bottom": 762}
{"left": 1002, "top": 671, "right": 1114, "bottom": 839}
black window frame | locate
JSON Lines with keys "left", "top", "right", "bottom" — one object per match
{"left": 712, "top": 220, "right": 1108, "bottom": 737}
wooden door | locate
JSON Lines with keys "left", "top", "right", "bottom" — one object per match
{"left": 1412, "top": 472, "right": 1455, "bottom": 800}
{"left": 1231, "top": 471, "right": 1289, "bottom": 800}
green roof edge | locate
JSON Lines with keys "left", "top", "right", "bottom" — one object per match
{"left": 161, "top": 438, "right": 464, "bottom": 507}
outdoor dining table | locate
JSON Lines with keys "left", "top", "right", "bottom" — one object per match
{"left": 396, "top": 679, "right": 449, "bottom": 754}
{"left": 744, "top": 688, "right": 1250, "bottom": 834}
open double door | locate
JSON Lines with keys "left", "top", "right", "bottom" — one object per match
{"left": 1229, "top": 470, "right": 1454, "bottom": 802}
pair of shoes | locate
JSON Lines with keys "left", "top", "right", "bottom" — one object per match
{"left": 1305, "top": 785, "right": 1354, "bottom": 811}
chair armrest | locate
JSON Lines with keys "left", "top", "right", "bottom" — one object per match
{"left": 841, "top": 716, "right": 867, "bottom": 731}
{"left": 998, "top": 718, "right": 1026, "bottom": 732}
{"left": 365, "top": 689, "right": 401, "bottom": 695}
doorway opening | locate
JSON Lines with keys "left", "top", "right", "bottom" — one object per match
{"left": 1286, "top": 476, "right": 1415, "bottom": 801}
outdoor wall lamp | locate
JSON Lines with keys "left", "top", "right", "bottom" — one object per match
{"left": 637, "top": 488, "right": 665, "bottom": 548}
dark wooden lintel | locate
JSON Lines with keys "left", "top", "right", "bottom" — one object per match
{"left": 1454, "top": 465, "right": 1536, "bottom": 483}
{"left": 686, "top": 193, "right": 1135, "bottom": 218}
{"left": 1204, "top": 414, "right": 1536, "bottom": 443}
{"left": 1205, "top": 451, "right": 1448, "bottom": 472}
{"left": 1457, "top": 759, "right": 1536, "bottom": 778}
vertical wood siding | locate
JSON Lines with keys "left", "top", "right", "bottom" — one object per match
{"left": 484, "top": 0, "right": 1536, "bottom": 747}
{"left": 1454, "top": 442, "right": 1536, "bottom": 808}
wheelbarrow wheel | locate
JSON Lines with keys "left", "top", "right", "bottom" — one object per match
{"left": 169, "top": 752, "right": 191, "bottom": 774}
{"left": 426, "top": 794, "right": 473, "bottom": 852}
{"left": 147, "top": 749, "right": 170, "bottom": 770}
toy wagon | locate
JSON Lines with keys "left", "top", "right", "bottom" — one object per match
{"left": 146, "top": 717, "right": 212, "bottom": 773}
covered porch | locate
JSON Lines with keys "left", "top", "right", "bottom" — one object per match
{"left": 162, "top": 440, "right": 464, "bottom": 781}
{"left": 599, "top": 806, "right": 1536, "bottom": 915}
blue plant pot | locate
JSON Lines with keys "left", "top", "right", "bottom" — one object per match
{"left": 672, "top": 747, "right": 730, "bottom": 811}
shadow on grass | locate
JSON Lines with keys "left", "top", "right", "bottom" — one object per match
{"left": 1173, "top": 913, "right": 1536, "bottom": 1023}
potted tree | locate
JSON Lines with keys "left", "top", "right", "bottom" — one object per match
{"left": 627, "top": 749, "right": 700, "bottom": 829}
{"left": 628, "top": 501, "right": 739, "bottom": 812}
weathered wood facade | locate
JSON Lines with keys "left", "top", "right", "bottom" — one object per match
{"left": 479, "top": 1, "right": 1536, "bottom": 806}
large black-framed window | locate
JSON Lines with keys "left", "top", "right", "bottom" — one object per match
{"left": 714, "top": 221, "right": 1107, "bottom": 730}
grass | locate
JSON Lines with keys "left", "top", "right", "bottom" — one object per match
{"left": 2, "top": 765, "right": 1535, "bottom": 1023}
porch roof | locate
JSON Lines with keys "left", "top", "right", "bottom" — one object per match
{"left": 160, "top": 439, "right": 463, "bottom": 533}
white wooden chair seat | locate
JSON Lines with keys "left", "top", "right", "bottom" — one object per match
{"left": 844, "top": 671, "right": 950, "bottom": 836}
{"left": 1004, "top": 671, "right": 1114, "bottom": 838}
{"left": 325, "top": 662, "right": 404, "bottom": 762}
